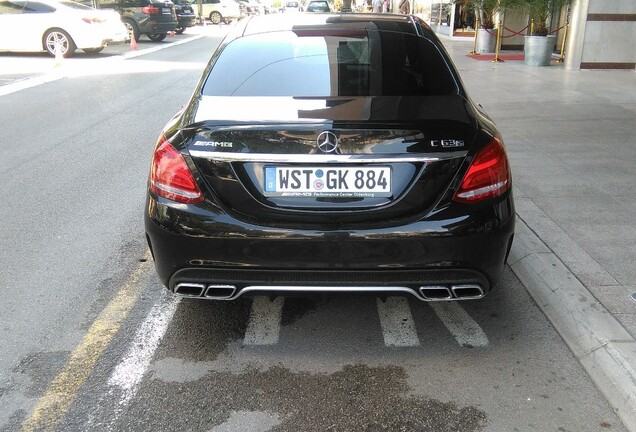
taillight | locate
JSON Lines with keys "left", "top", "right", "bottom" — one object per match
{"left": 82, "top": 17, "right": 105, "bottom": 23}
{"left": 142, "top": 4, "right": 161, "bottom": 14}
{"left": 149, "top": 137, "right": 204, "bottom": 204}
{"left": 453, "top": 135, "right": 510, "bottom": 203}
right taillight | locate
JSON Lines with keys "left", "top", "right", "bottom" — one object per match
{"left": 453, "top": 135, "right": 510, "bottom": 203}
{"left": 149, "top": 137, "right": 204, "bottom": 204}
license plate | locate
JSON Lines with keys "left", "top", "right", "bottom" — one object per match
{"left": 264, "top": 166, "right": 392, "bottom": 198}
{"left": 162, "top": 7, "right": 171, "bottom": 13}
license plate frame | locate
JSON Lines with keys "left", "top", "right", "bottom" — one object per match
{"left": 263, "top": 166, "right": 392, "bottom": 198}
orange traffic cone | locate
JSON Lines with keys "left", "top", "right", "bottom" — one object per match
{"left": 130, "top": 36, "right": 138, "bottom": 51}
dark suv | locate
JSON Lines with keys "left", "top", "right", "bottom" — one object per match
{"left": 172, "top": 0, "right": 196, "bottom": 34}
{"left": 96, "top": 0, "right": 178, "bottom": 42}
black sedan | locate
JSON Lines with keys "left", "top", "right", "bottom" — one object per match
{"left": 144, "top": 13, "right": 515, "bottom": 302}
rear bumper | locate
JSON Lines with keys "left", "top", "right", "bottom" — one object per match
{"left": 177, "top": 14, "right": 196, "bottom": 27}
{"left": 73, "top": 28, "right": 127, "bottom": 49}
{"left": 145, "top": 192, "right": 515, "bottom": 299}
{"left": 139, "top": 20, "right": 178, "bottom": 34}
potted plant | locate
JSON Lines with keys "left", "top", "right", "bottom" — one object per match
{"left": 473, "top": 0, "right": 500, "bottom": 53}
{"left": 455, "top": 0, "right": 508, "bottom": 53}
{"left": 510, "top": 0, "right": 570, "bottom": 66}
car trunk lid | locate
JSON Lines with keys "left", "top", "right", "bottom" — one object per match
{"left": 184, "top": 95, "right": 479, "bottom": 226}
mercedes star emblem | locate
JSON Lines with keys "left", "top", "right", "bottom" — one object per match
{"left": 317, "top": 131, "right": 339, "bottom": 153}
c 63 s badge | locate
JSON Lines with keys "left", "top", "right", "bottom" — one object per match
{"left": 431, "top": 139, "right": 465, "bottom": 148}
{"left": 193, "top": 141, "right": 233, "bottom": 148}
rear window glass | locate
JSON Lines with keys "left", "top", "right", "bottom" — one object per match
{"left": 306, "top": 1, "right": 328, "bottom": 11}
{"left": 202, "top": 30, "right": 458, "bottom": 97}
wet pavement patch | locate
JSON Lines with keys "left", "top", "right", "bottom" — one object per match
{"left": 119, "top": 364, "right": 487, "bottom": 431}
{"left": 153, "top": 298, "right": 252, "bottom": 362}
{"left": 280, "top": 297, "right": 320, "bottom": 326}
{"left": 13, "top": 351, "right": 69, "bottom": 397}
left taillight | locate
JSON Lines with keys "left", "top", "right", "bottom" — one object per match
{"left": 453, "top": 135, "right": 511, "bottom": 204}
{"left": 149, "top": 137, "right": 204, "bottom": 204}
{"left": 82, "top": 17, "right": 105, "bottom": 23}
{"left": 142, "top": 4, "right": 161, "bottom": 14}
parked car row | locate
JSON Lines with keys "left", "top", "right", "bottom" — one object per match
{"left": 282, "top": 0, "right": 333, "bottom": 13}
{"left": 81, "top": 0, "right": 195, "bottom": 41}
{"left": 0, "top": 0, "right": 128, "bottom": 57}
{"left": 0, "top": 0, "right": 201, "bottom": 57}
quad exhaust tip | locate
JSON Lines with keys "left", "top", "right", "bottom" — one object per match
{"left": 174, "top": 283, "right": 484, "bottom": 301}
{"left": 419, "top": 284, "right": 484, "bottom": 301}
{"left": 174, "top": 283, "right": 236, "bottom": 300}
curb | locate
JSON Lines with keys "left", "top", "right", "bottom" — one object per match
{"left": 509, "top": 217, "right": 636, "bottom": 431}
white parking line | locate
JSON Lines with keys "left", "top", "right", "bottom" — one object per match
{"left": 0, "top": 33, "right": 209, "bottom": 97}
{"left": 377, "top": 297, "right": 421, "bottom": 347}
{"left": 243, "top": 296, "right": 285, "bottom": 345}
{"left": 429, "top": 302, "right": 489, "bottom": 348}
{"left": 108, "top": 290, "right": 180, "bottom": 405}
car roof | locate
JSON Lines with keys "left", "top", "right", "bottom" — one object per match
{"left": 234, "top": 13, "right": 422, "bottom": 38}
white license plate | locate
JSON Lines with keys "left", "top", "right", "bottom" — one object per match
{"left": 264, "top": 166, "right": 392, "bottom": 198}
{"left": 162, "top": 7, "right": 171, "bottom": 13}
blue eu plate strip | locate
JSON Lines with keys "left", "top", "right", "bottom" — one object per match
{"left": 265, "top": 167, "right": 276, "bottom": 192}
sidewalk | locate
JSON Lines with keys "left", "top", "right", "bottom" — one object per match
{"left": 441, "top": 38, "right": 636, "bottom": 430}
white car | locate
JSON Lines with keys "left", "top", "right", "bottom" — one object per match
{"left": 191, "top": 0, "right": 245, "bottom": 24}
{"left": 0, "top": 0, "right": 128, "bottom": 57}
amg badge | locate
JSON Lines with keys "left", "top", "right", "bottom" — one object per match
{"left": 193, "top": 141, "right": 233, "bottom": 148}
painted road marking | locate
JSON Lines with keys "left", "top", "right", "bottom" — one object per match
{"left": 108, "top": 290, "right": 180, "bottom": 406}
{"left": 377, "top": 297, "right": 421, "bottom": 347}
{"left": 20, "top": 252, "right": 151, "bottom": 432}
{"left": 0, "top": 33, "right": 210, "bottom": 97}
{"left": 243, "top": 296, "right": 284, "bottom": 345}
{"left": 429, "top": 302, "right": 489, "bottom": 348}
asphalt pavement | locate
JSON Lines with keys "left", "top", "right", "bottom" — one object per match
{"left": 1, "top": 22, "right": 635, "bottom": 431}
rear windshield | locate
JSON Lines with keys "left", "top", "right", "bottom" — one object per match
{"left": 202, "top": 30, "right": 458, "bottom": 97}
{"left": 306, "top": 1, "right": 328, "bottom": 11}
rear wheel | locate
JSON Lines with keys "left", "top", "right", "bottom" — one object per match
{"left": 210, "top": 11, "right": 222, "bottom": 24}
{"left": 147, "top": 33, "right": 167, "bottom": 42}
{"left": 123, "top": 19, "right": 140, "bottom": 42}
{"left": 43, "top": 29, "right": 76, "bottom": 58}
{"left": 175, "top": 27, "right": 185, "bottom": 34}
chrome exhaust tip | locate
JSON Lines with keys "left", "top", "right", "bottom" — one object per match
{"left": 174, "top": 283, "right": 205, "bottom": 297}
{"left": 418, "top": 285, "right": 453, "bottom": 301}
{"left": 204, "top": 285, "right": 237, "bottom": 300}
{"left": 451, "top": 284, "right": 485, "bottom": 300}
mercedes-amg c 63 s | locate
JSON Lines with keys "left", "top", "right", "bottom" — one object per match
{"left": 144, "top": 13, "right": 515, "bottom": 301}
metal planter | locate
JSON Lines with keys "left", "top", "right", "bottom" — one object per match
{"left": 524, "top": 35, "right": 556, "bottom": 67}
{"left": 476, "top": 28, "right": 497, "bottom": 53}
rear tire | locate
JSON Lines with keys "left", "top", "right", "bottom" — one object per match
{"left": 43, "top": 29, "right": 76, "bottom": 58}
{"left": 210, "top": 11, "right": 222, "bottom": 24}
{"left": 123, "top": 19, "right": 140, "bottom": 42}
{"left": 175, "top": 27, "right": 185, "bottom": 34}
{"left": 147, "top": 33, "right": 167, "bottom": 42}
